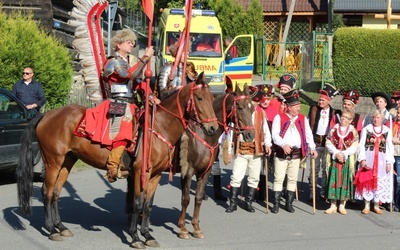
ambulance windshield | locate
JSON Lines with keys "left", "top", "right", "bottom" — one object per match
{"left": 165, "top": 32, "right": 222, "bottom": 58}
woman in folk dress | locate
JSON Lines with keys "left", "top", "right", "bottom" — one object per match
{"left": 324, "top": 110, "right": 359, "bottom": 215}
{"left": 355, "top": 110, "right": 394, "bottom": 215}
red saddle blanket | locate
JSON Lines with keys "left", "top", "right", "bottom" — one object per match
{"left": 74, "top": 100, "right": 139, "bottom": 151}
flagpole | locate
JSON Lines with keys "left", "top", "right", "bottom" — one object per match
{"left": 141, "top": 0, "right": 154, "bottom": 188}
{"left": 182, "top": 0, "right": 193, "bottom": 86}
{"left": 168, "top": 0, "right": 194, "bottom": 85}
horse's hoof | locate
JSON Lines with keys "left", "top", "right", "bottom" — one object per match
{"left": 193, "top": 230, "right": 204, "bottom": 239}
{"left": 48, "top": 233, "right": 63, "bottom": 241}
{"left": 60, "top": 229, "right": 74, "bottom": 237}
{"left": 145, "top": 239, "right": 160, "bottom": 248}
{"left": 131, "top": 241, "right": 146, "bottom": 249}
{"left": 178, "top": 231, "right": 190, "bottom": 239}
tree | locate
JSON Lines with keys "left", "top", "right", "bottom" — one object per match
{"left": 0, "top": 10, "right": 73, "bottom": 110}
{"left": 209, "top": 0, "right": 262, "bottom": 39}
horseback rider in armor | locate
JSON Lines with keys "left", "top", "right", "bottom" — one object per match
{"left": 101, "top": 29, "right": 157, "bottom": 182}
{"left": 157, "top": 42, "right": 197, "bottom": 99}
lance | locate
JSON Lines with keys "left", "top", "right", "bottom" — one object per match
{"left": 169, "top": 0, "right": 194, "bottom": 87}
{"left": 141, "top": 0, "right": 155, "bottom": 188}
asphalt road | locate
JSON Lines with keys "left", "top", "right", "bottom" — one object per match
{"left": 1, "top": 165, "right": 400, "bottom": 250}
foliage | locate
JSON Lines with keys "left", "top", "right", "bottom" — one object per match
{"left": 128, "top": 0, "right": 263, "bottom": 40}
{"left": 0, "top": 9, "right": 73, "bottom": 110}
{"left": 120, "top": 0, "right": 211, "bottom": 23}
{"left": 332, "top": 27, "right": 400, "bottom": 96}
{"left": 210, "top": 0, "right": 263, "bottom": 39}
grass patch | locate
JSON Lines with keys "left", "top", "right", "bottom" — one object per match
{"left": 72, "top": 160, "right": 91, "bottom": 172}
{"left": 299, "top": 90, "right": 319, "bottom": 115}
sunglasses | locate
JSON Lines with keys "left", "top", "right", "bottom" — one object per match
{"left": 22, "top": 72, "right": 32, "bottom": 75}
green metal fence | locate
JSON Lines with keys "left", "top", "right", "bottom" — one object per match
{"left": 255, "top": 32, "right": 334, "bottom": 90}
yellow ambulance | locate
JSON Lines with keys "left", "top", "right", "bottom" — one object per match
{"left": 154, "top": 8, "right": 254, "bottom": 94}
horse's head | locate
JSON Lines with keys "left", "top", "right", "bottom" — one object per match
{"left": 176, "top": 72, "right": 218, "bottom": 136}
{"left": 230, "top": 83, "right": 255, "bottom": 142}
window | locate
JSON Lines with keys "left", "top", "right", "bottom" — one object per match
{"left": 0, "top": 93, "right": 24, "bottom": 120}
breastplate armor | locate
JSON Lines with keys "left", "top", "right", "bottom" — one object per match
{"left": 103, "top": 57, "right": 132, "bottom": 99}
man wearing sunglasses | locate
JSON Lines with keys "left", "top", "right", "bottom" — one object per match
{"left": 12, "top": 67, "right": 46, "bottom": 115}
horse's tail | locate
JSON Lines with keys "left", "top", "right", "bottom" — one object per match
{"left": 17, "top": 113, "right": 45, "bottom": 215}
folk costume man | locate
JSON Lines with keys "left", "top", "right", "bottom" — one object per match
{"left": 269, "top": 73, "right": 296, "bottom": 115}
{"left": 389, "top": 90, "right": 400, "bottom": 117}
{"left": 363, "top": 92, "right": 394, "bottom": 128}
{"left": 271, "top": 89, "right": 317, "bottom": 213}
{"left": 330, "top": 90, "right": 363, "bottom": 135}
{"left": 308, "top": 83, "right": 338, "bottom": 201}
{"left": 225, "top": 101, "right": 272, "bottom": 213}
{"left": 250, "top": 84, "right": 276, "bottom": 201}
{"left": 85, "top": 29, "right": 155, "bottom": 183}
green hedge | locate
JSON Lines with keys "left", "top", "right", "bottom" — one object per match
{"left": 0, "top": 10, "right": 73, "bottom": 110}
{"left": 333, "top": 27, "right": 400, "bottom": 96}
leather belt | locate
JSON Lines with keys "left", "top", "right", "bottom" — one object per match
{"left": 275, "top": 147, "right": 301, "bottom": 160}
{"left": 314, "top": 134, "right": 326, "bottom": 147}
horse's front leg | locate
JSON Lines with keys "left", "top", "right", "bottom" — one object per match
{"left": 178, "top": 174, "right": 192, "bottom": 239}
{"left": 192, "top": 171, "right": 211, "bottom": 239}
{"left": 140, "top": 175, "right": 162, "bottom": 248}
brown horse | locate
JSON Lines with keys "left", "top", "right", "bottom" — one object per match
{"left": 176, "top": 84, "right": 255, "bottom": 239}
{"left": 17, "top": 74, "right": 218, "bottom": 248}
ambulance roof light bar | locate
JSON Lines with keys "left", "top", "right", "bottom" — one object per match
{"left": 170, "top": 8, "right": 215, "bottom": 17}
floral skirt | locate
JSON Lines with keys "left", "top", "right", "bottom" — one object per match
{"left": 326, "top": 160, "right": 353, "bottom": 201}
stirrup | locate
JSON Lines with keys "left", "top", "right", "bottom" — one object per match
{"left": 105, "top": 167, "right": 128, "bottom": 183}
{"left": 117, "top": 167, "right": 129, "bottom": 179}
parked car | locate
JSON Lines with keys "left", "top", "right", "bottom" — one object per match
{"left": 0, "top": 88, "right": 42, "bottom": 177}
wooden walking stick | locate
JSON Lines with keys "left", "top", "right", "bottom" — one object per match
{"left": 300, "top": 167, "right": 305, "bottom": 195}
{"left": 265, "top": 156, "right": 269, "bottom": 213}
{"left": 311, "top": 156, "right": 316, "bottom": 214}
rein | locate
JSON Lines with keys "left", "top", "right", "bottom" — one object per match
{"left": 186, "top": 123, "right": 219, "bottom": 175}
{"left": 157, "top": 83, "right": 217, "bottom": 129}
{"left": 188, "top": 92, "right": 254, "bottom": 178}
{"left": 145, "top": 83, "right": 217, "bottom": 179}
{"left": 220, "top": 93, "right": 254, "bottom": 133}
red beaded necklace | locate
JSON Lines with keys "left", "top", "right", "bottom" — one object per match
{"left": 338, "top": 125, "right": 350, "bottom": 136}
{"left": 373, "top": 125, "right": 383, "bottom": 135}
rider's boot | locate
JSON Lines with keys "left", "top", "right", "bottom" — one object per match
{"left": 106, "top": 145, "right": 129, "bottom": 183}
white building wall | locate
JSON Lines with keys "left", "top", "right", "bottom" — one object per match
{"left": 362, "top": 15, "right": 400, "bottom": 29}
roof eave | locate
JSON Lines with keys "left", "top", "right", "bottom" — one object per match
{"left": 263, "top": 11, "right": 328, "bottom": 16}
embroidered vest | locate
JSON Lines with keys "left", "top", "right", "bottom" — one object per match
{"left": 329, "top": 127, "right": 355, "bottom": 150}
{"left": 278, "top": 113, "right": 307, "bottom": 157}
{"left": 236, "top": 109, "right": 264, "bottom": 156}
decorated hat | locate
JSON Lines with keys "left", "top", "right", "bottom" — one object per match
{"left": 342, "top": 90, "right": 360, "bottom": 105}
{"left": 392, "top": 90, "right": 400, "bottom": 100}
{"left": 277, "top": 74, "right": 296, "bottom": 90}
{"left": 371, "top": 92, "right": 392, "bottom": 109}
{"left": 250, "top": 84, "right": 274, "bottom": 102}
{"left": 282, "top": 89, "right": 300, "bottom": 106}
{"left": 319, "top": 83, "right": 338, "bottom": 100}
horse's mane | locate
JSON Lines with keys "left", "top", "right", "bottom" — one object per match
{"left": 179, "top": 132, "right": 190, "bottom": 176}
